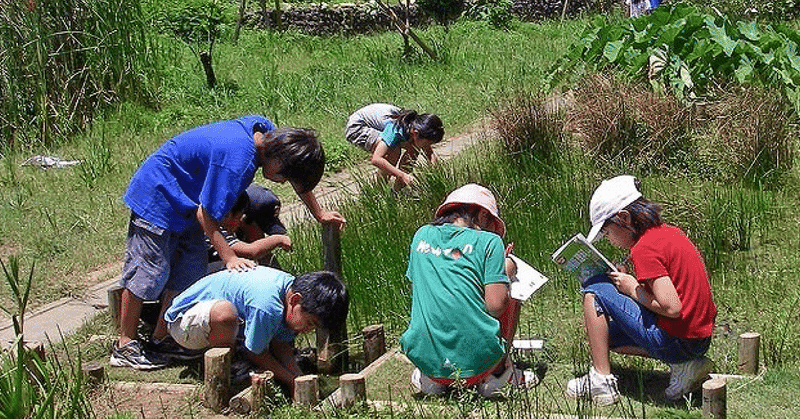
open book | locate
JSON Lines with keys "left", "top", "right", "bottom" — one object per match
{"left": 508, "top": 254, "right": 549, "bottom": 301}
{"left": 551, "top": 233, "right": 616, "bottom": 284}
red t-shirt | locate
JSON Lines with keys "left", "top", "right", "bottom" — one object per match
{"left": 631, "top": 224, "right": 717, "bottom": 339}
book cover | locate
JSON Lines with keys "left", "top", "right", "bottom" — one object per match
{"left": 508, "top": 254, "right": 548, "bottom": 301}
{"left": 551, "top": 233, "right": 616, "bottom": 284}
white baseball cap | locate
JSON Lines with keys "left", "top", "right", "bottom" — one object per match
{"left": 586, "top": 175, "right": 642, "bottom": 243}
{"left": 436, "top": 184, "right": 506, "bottom": 237}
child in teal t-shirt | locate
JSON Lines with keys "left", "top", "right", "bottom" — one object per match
{"left": 400, "top": 184, "right": 538, "bottom": 397}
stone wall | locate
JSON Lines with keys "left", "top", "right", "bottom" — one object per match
{"left": 245, "top": 0, "right": 599, "bottom": 36}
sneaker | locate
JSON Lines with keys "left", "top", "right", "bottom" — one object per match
{"left": 147, "top": 336, "right": 204, "bottom": 361}
{"left": 665, "top": 357, "right": 714, "bottom": 400}
{"left": 109, "top": 340, "right": 168, "bottom": 370}
{"left": 410, "top": 368, "right": 447, "bottom": 396}
{"left": 231, "top": 358, "right": 257, "bottom": 384}
{"left": 478, "top": 359, "right": 539, "bottom": 398}
{"left": 566, "top": 366, "right": 620, "bottom": 406}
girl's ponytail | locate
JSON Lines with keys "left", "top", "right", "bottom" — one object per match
{"left": 389, "top": 109, "right": 418, "bottom": 138}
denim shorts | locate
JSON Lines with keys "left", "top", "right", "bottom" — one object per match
{"left": 119, "top": 213, "right": 208, "bottom": 301}
{"left": 582, "top": 275, "right": 710, "bottom": 364}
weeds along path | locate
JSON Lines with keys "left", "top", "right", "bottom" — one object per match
{"left": 0, "top": 122, "right": 496, "bottom": 349}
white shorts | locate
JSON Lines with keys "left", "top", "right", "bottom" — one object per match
{"left": 167, "top": 299, "right": 236, "bottom": 350}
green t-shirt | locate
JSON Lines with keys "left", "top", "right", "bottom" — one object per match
{"left": 400, "top": 223, "right": 508, "bottom": 379}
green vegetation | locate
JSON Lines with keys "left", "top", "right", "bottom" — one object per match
{"left": 549, "top": 3, "right": 800, "bottom": 110}
{"left": 2, "top": 0, "right": 800, "bottom": 417}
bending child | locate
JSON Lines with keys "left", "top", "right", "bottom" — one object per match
{"left": 112, "top": 116, "right": 345, "bottom": 370}
{"left": 165, "top": 268, "right": 349, "bottom": 395}
{"left": 345, "top": 103, "right": 444, "bottom": 189}
{"left": 400, "top": 184, "right": 537, "bottom": 397}
{"left": 566, "top": 175, "right": 717, "bottom": 405}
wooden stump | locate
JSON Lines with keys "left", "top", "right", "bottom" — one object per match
{"left": 107, "top": 286, "right": 124, "bottom": 331}
{"left": 738, "top": 332, "right": 760, "bottom": 375}
{"left": 81, "top": 361, "right": 105, "bottom": 383}
{"left": 204, "top": 348, "right": 232, "bottom": 412}
{"left": 229, "top": 371, "right": 275, "bottom": 414}
{"left": 339, "top": 373, "right": 366, "bottom": 409}
{"left": 294, "top": 374, "right": 319, "bottom": 407}
{"left": 702, "top": 378, "right": 726, "bottom": 419}
{"left": 362, "top": 324, "right": 385, "bottom": 367}
{"left": 318, "top": 223, "right": 348, "bottom": 374}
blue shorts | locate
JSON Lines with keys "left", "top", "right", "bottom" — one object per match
{"left": 582, "top": 275, "right": 710, "bottom": 364}
{"left": 119, "top": 213, "right": 208, "bottom": 301}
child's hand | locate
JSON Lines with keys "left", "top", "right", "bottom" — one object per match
{"left": 609, "top": 271, "right": 638, "bottom": 297}
{"left": 402, "top": 173, "right": 417, "bottom": 186}
{"left": 276, "top": 235, "right": 293, "bottom": 251}
{"left": 319, "top": 210, "right": 346, "bottom": 230}
{"left": 226, "top": 256, "right": 256, "bottom": 272}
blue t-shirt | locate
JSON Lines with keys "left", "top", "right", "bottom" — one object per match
{"left": 379, "top": 121, "right": 409, "bottom": 148}
{"left": 124, "top": 115, "right": 275, "bottom": 233}
{"left": 165, "top": 266, "right": 295, "bottom": 355}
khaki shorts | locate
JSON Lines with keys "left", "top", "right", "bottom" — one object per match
{"left": 167, "top": 300, "right": 237, "bottom": 350}
{"left": 345, "top": 123, "right": 381, "bottom": 152}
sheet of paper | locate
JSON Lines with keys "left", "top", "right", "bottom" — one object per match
{"left": 508, "top": 254, "right": 549, "bottom": 301}
{"left": 512, "top": 339, "right": 544, "bottom": 350}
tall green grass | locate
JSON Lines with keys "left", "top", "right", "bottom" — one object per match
{"left": 0, "top": 0, "right": 161, "bottom": 152}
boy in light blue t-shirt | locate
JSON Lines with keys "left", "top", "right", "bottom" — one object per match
{"left": 165, "top": 267, "right": 349, "bottom": 394}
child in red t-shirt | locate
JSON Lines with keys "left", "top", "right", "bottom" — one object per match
{"left": 566, "top": 175, "right": 717, "bottom": 405}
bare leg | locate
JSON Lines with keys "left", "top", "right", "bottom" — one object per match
{"left": 208, "top": 300, "right": 239, "bottom": 347}
{"left": 583, "top": 293, "right": 612, "bottom": 375}
{"left": 151, "top": 288, "right": 180, "bottom": 341}
{"left": 118, "top": 288, "right": 144, "bottom": 346}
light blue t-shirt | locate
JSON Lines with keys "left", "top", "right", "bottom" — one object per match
{"left": 124, "top": 115, "right": 275, "bottom": 233}
{"left": 165, "top": 266, "right": 295, "bottom": 355}
{"left": 379, "top": 121, "right": 409, "bottom": 148}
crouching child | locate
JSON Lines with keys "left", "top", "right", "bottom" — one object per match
{"left": 164, "top": 267, "right": 349, "bottom": 395}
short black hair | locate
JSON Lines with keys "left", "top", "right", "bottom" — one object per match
{"left": 261, "top": 127, "right": 325, "bottom": 194}
{"left": 431, "top": 204, "right": 481, "bottom": 228}
{"left": 291, "top": 271, "right": 349, "bottom": 330}
{"left": 615, "top": 197, "right": 663, "bottom": 241}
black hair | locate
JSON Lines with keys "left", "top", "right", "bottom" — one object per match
{"left": 609, "top": 197, "right": 663, "bottom": 241}
{"left": 291, "top": 271, "right": 349, "bottom": 330}
{"left": 388, "top": 110, "right": 444, "bottom": 144}
{"left": 230, "top": 192, "right": 250, "bottom": 216}
{"left": 260, "top": 127, "right": 325, "bottom": 194}
{"left": 432, "top": 204, "right": 482, "bottom": 229}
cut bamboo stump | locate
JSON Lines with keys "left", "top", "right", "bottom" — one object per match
{"left": 702, "top": 378, "right": 726, "bottom": 419}
{"left": 339, "top": 373, "right": 366, "bottom": 409}
{"left": 204, "top": 348, "right": 232, "bottom": 412}
{"left": 294, "top": 374, "right": 319, "bottom": 407}
{"left": 738, "top": 332, "right": 760, "bottom": 375}
{"left": 229, "top": 371, "right": 274, "bottom": 414}
{"left": 362, "top": 324, "right": 385, "bottom": 367}
{"left": 317, "top": 223, "right": 348, "bottom": 374}
{"left": 107, "top": 286, "right": 124, "bottom": 330}
{"left": 81, "top": 361, "right": 105, "bottom": 383}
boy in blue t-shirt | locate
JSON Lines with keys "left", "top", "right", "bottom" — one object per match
{"left": 111, "top": 116, "right": 346, "bottom": 370}
{"left": 165, "top": 268, "right": 349, "bottom": 394}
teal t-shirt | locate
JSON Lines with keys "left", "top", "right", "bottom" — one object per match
{"left": 379, "top": 121, "right": 408, "bottom": 148}
{"left": 400, "top": 223, "right": 508, "bottom": 379}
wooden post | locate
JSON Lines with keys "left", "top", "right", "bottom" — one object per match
{"left": 232, "top": 0, "right": 247, "bottom": 43}
{"left": 107, "top": 285, "right": 124, "bottom": 331}
{"left": 339, "top": 373, "right": 366, "bottom": 409}
{"left": 738, "top": 332, "right": 760, "bottom": 375}
{"left": 23, "top": 340, "right": 45, "bottom": 360}
{"left": 229, "top": 371, "right": 275, "bottom": 414}
{"left": 317, "top": 223, "right": 348, "bottom": 374}
{"left": 204, "top": 348, "right": 232, "bottom": 412}
{"left": 362, "top": 324, "right": 385, "bottom": 366}
{"left": 81, "top": 361, "right": 105, "bottom": 383}
{"left": 294, "top": 374, "right": 319, "bottom": 407}
{"left": 702, "top": 378, "right": 726, "bottom": 419}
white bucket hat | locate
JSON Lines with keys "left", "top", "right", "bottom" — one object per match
{"left": 436, "top": 184, "right": 506, "bottom": 237}
{"left": 586, "top": 175, "right": 642, "bottom": 243}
